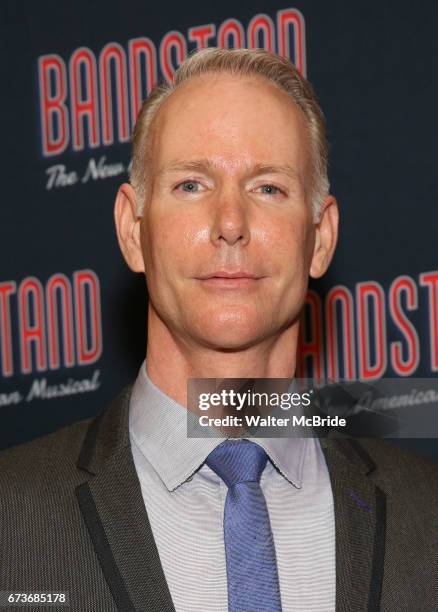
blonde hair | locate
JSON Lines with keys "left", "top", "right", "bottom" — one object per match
{"left": 130, "top": 47, "right": 329, "bottom": 220}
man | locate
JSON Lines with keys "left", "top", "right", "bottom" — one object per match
{"left": 0, "top": 48, "right": 437, "bottom": 611}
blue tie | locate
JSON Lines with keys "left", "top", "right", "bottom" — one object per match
{"left": 206, "top": 440, "right": 282, "bottom": 612}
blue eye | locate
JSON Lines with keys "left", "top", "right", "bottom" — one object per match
{"left": 258, "top": 185, "right": 281, "bottom": 195}
{"left": 179, "top": 181, "right": 200, "bottom": 192}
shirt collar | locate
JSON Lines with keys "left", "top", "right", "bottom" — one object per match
{"left": 129, "top": 360, "right": 308, "bottom": 491}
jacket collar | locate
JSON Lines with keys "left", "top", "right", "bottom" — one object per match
{"left": 320, "top": 435, "right": 386, "bottom": 611}
{"left": 75, "top": 385, "right": 386, "bottom": 612}
{"left": 75, "top": 385, "right": 175, "bottom": 611}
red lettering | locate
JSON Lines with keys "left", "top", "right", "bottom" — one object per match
{"left": 325, "top": 286, "right": 356, "bottom": 381}
{"left": 70, "top": 47, "right": 100, "bottom": 150}
{"left": 217, "top": 18, "right": 245, "bottom": 48}
{"left": 38, "top": 55, "right": 69, "bottom": 156}
{"left": 128, "top": 37, "right": 157, "bottom": 125}
{"left": 420, "top": 271, "right": 438, "bottom": 371}
{"left": 74, "top": 270, "right": 102, "bottom": 365}
{"left": 0, "top": 282, "right": 16, "bottom": 377}
{"left": 188, "top": 24, "right": 216, "bottom": 49}
{"left": 389, "top": 276, "right": 419, "bottom": 375}
{"left": 159, "top": 31, "right": 187, "bottom": 84}
{"left": 46, "top": 274, "right": 75, "bottom": 369}
{"left": 297, "top": 290, "right": 324, "bottom": 382}
{"left": 277, "top": 8, "right": 306, "bottom": 75}
{"left": 356, "top": 282, "right": 387, "bottom": 379}
{"left": 19, "top": 278, "right": 47, "bottom": 373}
{"left": 247, "top": 14, "right": 275, "bottom": 52}
{"left": 99, "top": 43, "right": 130, "bottom": 145}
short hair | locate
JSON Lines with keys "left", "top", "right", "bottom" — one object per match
{"left": 130, "top": 47, "right": 329, "bottom": 220}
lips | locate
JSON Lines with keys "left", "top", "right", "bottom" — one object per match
{"left": 197, "top": 271, "right": 261, "bottom": 280}
{"left": 195, "top": 270, "right": 264, "bottom": 290}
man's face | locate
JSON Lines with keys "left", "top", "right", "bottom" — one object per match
{"left": 138, "top": 73, "right": 321, "bottom": 350}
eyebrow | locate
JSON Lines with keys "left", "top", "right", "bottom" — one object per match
{"left": 156, "top": 159, "right": 302, "bottom": 182}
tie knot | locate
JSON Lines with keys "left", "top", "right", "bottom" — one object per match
{"left": 205, "top": 440, "right": 268, "bottom": 488}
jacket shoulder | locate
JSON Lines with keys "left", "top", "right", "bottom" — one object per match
{"left": 0, "top": 416, "right": 94, "bottom": 485}
{"left": 357, "top": 438, "right": 438, "bottom": 498}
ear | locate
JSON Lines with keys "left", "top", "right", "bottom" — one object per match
{"left": 309, "top": 195, "right": 339, "bottom": 279}
{"left": 114, "top": 183, "right": 145, "bottom": 273}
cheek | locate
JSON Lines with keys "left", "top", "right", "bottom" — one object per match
{"left": 264, "top": 215, "right": 314, "bottom": 271}
{"left": 142, "top": 209, "right": 197, "bottom": 275}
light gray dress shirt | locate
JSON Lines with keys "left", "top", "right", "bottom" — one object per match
{"left": 129, "top": 361, "right": 336, "bottom": 611}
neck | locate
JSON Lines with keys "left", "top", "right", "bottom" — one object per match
{"left": 144, "top": 307, "right": 300, "bottom": 408}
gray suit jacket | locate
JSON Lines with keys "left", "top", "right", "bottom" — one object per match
{"left": 0, "top": 385, "right": 437, "bottom": 611}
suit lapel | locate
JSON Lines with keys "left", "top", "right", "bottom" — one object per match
{"left": 320, "top": 437, "right": 386, "bottom": 612}
{"left": 75, "top": 386, "right": 175, "bottom": 612}
{"left": 74, "top": 386, "right": 386, "bottom": 612}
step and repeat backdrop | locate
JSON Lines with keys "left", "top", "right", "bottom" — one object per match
{"left": 1, "top": 0, "right": 437, "bottom": 459}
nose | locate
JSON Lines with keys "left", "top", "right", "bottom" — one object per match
{"left": 210, "top": 187, "right": 250, "bottom": 247}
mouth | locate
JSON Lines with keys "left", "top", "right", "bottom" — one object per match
{"left": 195, "top": 271, "right": 265, "bottom": 290}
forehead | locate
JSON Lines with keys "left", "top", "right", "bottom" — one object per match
{"left": 149, "top": 72, "right": 311, "bottom": 177}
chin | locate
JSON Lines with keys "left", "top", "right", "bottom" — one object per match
{"left": 192, "top": 310, "right": 269, "bottom": 351}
